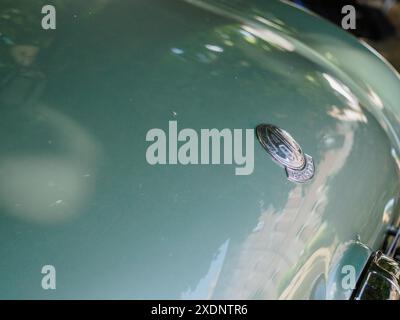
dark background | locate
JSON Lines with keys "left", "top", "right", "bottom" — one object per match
{"left": 292, "top": 0, "right": 400, "bottom": 71}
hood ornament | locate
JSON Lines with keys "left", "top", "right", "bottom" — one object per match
{"left": 256, "top": 124, "right": 315, "bottom": 183}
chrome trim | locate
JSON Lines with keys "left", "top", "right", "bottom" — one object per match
{"left": 255, "top": 124, "right": 315, "bottom": 183}
{"left": 353, "top": 251, "right": 400, "bottom": 300}
{"left": 387, "top": 226, "right": 400, "bottom": 257}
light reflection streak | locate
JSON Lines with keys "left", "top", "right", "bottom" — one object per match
{"left": 241, "top": 25, "right": 295, "bottom": 52}
{"left": 181, "top": 239, "right": 230, "bottom": 299}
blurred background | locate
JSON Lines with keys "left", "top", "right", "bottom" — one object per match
{"left": 291, "top": 0, "right": 400, "bottom": 71}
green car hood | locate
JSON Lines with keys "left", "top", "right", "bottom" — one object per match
{"left": 1, "top": 0, "right": 400, "bottom": 299}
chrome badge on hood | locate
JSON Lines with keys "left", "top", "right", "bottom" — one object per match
{"left": 256, "top": 124, "right": 315, "bottom": 183}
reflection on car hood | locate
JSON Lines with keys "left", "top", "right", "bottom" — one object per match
{"left": 0, "top": 0, "right": 400, "bottom": 299}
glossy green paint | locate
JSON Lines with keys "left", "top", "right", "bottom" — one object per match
{"left": 1, "top": 0, "right": 400, "bottom": 299}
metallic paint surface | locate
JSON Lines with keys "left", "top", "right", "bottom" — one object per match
{"left": 1, "top": 0, "right": 400, "bottom": 299}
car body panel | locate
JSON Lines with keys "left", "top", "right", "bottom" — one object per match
{"left": 1, "top": 0, "right": 400, "bottom": 299}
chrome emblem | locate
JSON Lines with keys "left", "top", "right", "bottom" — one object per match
{"left": 256, "top": 124, "right": 315, "bottom": 183}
